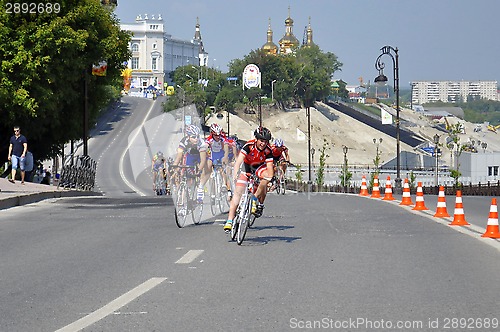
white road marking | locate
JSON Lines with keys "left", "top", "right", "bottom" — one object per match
{"left": 118, "top": 100, "right": 156, "bottom": 196}
{"left": 175, "top": 250, "right": 204, "bottom": 264}
{"left": 55, "top": 277, "right": 167, "bottom": 332}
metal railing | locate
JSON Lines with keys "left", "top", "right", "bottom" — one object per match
{"left": 58, "top": 155, "right": 96, "bottom": 191}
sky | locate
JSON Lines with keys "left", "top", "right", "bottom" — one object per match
{"left": 114, "top": 0, "right": 500, "bottom": 88}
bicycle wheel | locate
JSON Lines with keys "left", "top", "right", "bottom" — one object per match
{"left": 280, "top": 177, "right": 286, "bottom": 195}
{"left": 237, "top": 195, "right": 251, "bottom": 245}
{"left": 209, "top": 176, "right": 217, "bottom": 216}
{"left": 248, "top": 214, "right": 257, "bottom": 228}
{"left": 191, "top": 182, "right": 204, "bottom": 224}
{"left": 175, "top": 183, "right": 188, "bottom": 228}
{"left": 216, "top": 172, "right": 226, "bottom": 214}
{"left": 231, "top": 209, "right": 240, "bottom": 241}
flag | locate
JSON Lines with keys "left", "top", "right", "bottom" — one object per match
{"left": 381, "top": 108, "right": 393, "bottom": 124}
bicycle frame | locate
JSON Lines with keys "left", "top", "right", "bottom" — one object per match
{"left": 231, "top": 172, "right": 259, "bottom": 244}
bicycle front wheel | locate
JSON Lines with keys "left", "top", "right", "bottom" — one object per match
{"left": 175, "top": 183, "right": 188, "bottom": 228}
{"left": 236, "top": 196, "right": 251, "bottom": 245}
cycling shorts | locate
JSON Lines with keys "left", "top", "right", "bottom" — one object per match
{"left": 209, "top": 151, "right": 225, "bottom": 163}
{"left": 236, "top": 164, "right": 267, "bottom": 188}
{"left": 185, "top": 153, "right": 200, "bottom": 166}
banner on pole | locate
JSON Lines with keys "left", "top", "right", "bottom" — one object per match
{"left": 381, "top": 108, "right": 393, "bottom": 124}
{"left": 242, "top": 64, "right": 261, "bottom": 90}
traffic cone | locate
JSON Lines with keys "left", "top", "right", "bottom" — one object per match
{"left": 400, "top": 178, "right": 413, "bottom": 206}
{"left": 359, "top": 175, "right": 369, "bottom": 196}
{"left": 433, "top": 186, "right": 450, "bottom": 217}
{"left": 371, "top": 175, "right": 381, "bottom": 198}
{"left": 412, "top": 182, "right": 428, "bottom": 210}
{"left": 481, "top": 198, "right": 500, "bottom": 238}
{"left": 449, "top": 190, "right": 469, "bottom": 226}
{"left": 382, "top": 176, "right": 395, "bottom": 200}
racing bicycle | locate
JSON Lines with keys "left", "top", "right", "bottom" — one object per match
{"left": 230, "top": 172, "right": 259, "bottom": 245}
{"left": 172, "top": 165, "right": 203, "bottom": 228}
{"left": 209, "top": 159, "right": 230, "bottom": 215}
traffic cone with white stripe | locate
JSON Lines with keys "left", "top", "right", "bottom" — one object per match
{"left": 433, "top": 186, "right": 450, "bottom": 218}
{"left": 382, "top": 176, "right": 395, "bottom": 201}
{"left": 412, "top": 182, "right": 429, "bottom": 210}
{"left": 400, "top": 178, "right": 413, "bottom": 206}
{"left": 449, "top": 190, "right": 469, "bottom": 226}
{"left": 359, "top": 175, "right": 369, "bottom": 196}
{"left": 481, "top": 198, "right": 500, "bottom": 238}
{"left": 371, "top": 175, "right": 381, "bottom": 198}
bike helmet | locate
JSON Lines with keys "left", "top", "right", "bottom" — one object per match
{"left": 156, "top": 151, "right": 164, "bottom": 157}
{"left": 186, "top": 124, "right": 200, "bottom": 137}
{"left": 274, "top": 138, "right": 284, "bottom": 148}
{"left": 210, "top": 123, "right": 223, "bottom": 135}
{"left": 254, "top": 126, "right": 272, "bottom": 141}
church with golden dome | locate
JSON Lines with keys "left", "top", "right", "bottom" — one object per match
{"left": 261, "top": 7, "right": 314, "bottom": 55}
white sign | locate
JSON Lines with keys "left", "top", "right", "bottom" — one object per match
{"left": 381, "top": 108, "right": 393, "bottom": 124}
{"left": 242, "top": 64, "right": 261, "bottom": 89}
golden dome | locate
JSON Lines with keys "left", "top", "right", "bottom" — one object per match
{"left": 262, "top": 18, "right": 278, "bottom": 54}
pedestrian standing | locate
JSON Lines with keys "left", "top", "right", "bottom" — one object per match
{"left": 7, "top": 126, "right": 28, "bottom": 184}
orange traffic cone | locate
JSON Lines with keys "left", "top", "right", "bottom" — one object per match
{"left": 449, "top": 190, "right": 469, "bottom": 226}
{"left": 371, "top": 176, "right": 381, "bottom": 198}
{"left": 359, "top": 175, "right": 369, "bottom": 196}
{"left": 412, "top": 182, "right": 429, "bottom": 210}
{"left": 481, "top": 198, "right": 500, "bottom": 238}
{"left": 434, "top": 186, "right": 450, "bottom": 217}
{"left": 382, "top": 176, "right": 395, "bottom": 201}
{"left": 400, "top": 178, "right": 413, "bottom": 206}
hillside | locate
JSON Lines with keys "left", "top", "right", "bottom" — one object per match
{"left": 206, "top": 102, "right": 500, "bottom": 168}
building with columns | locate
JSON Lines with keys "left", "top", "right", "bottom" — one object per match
{"left": 120, "top": 14, "right": 208, "bottom": 91}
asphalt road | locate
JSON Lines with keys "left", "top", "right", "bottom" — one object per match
{"left": 1, "top": 96, "right": 500, "bottom": 331}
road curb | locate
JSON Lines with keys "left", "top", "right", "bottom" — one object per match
{"left": 0, "top": 190, "right": 103, "bottom": 210}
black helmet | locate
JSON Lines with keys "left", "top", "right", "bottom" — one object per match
{"left": 254, "top": 127, "right": 272, "bottom": 141}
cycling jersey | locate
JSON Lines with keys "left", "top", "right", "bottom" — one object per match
{"left": 226, "top": 137, "right": 237, "bottom": 161}
{"left": 271, "top": 144, "right": 289, "bottom": 162}
{"left": 205, "top": 134, "right": 227, "bottom": 163}
{"left": 152, "top": 154, "right": 165, "bottom": 172}
{"left": 240, "top": 139, "right": 273, "bottom": 173}
{"left": 178, "top": 136, "right": 208, "bottom": 166}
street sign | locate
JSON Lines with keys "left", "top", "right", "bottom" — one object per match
{"left": 227, "top": 77, "right": 238, "bottom": 81}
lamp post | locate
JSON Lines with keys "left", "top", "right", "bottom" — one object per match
{"left": 271, "top": 79, "right": 277, "bottom": 101}
{"left": 343, "top": 145, "right": 349, "bottom": 193}
{"left": 434, "top": 134, "right": 440, "bottom": 187}
{"left": 305, "top": 87, "right": 313, "bottom": 186}
{"left": 176, "top": 84, "right": 186, "bottom": 132}
{"left": 373, "top": 138, "right": 383, "bottom": 171}
{"left": 375, "top": 45, "right": 401, "bottom": 192}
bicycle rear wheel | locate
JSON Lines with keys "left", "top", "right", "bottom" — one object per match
{"left": 175, "top": 183, "right": 188, "bottom": 228}
{"left": 280, "top": 177, "right": 286, "bottom": 195}
{"left": 191, "top": 184, "right": 204, "bottom": 224}
{"left": 209, "top": 177, "right": 217, "bottom": 216}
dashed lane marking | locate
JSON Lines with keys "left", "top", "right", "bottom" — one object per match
{"left": 175, "top": 250, "right": 204, "bottom": 264}
{"left": 55, "top": 277, "right": 167, "bottom": 332}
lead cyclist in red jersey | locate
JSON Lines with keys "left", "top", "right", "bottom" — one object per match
{"left": 224, "top": 127, "right": 274, "bottom": 232}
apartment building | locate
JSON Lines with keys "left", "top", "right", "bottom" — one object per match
{"left": 411, "top": 80, "right": 498, "bottom": 104}
{"left": 121, "top": 14, "right": 206, "bottom": 90}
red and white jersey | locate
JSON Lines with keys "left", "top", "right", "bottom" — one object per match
{"left": 240, "top": 139, "right": 273, "bottom": 170}
{"left": 205, "top": 134, "right": 227, "bottom": 154}
{"left": 271, "top": 144, "right": 289, "bottom": 159}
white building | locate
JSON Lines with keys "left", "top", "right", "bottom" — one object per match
{"left": 459, "top": 151, "right": 500, "bottom": 184}
{"left": 411, "top": 80, "right": 498, "bottom": 104}
{"left": 120, "top": 14, "right": 208, "bottom": 90}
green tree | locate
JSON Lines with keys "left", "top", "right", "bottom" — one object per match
{"left": 0, "top": 0, "right": 131, "bottom": 162}
{"left": 315, "top": 141, "right": 329, "bottom": 189}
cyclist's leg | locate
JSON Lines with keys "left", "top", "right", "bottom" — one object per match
{"left": 224, "top": 172, "right": 247, "bottom": 231}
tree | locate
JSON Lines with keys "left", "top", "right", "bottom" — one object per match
{"left": 0, "top": 0, "right": 131, "bottom": 162}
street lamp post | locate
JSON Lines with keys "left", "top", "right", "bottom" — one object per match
{"left": 375, "top": 45, "right": 401, "bottom": 192}
{"left": 176, "top": 84, "right": 186, "bottom": 132}
{"left": 271, "top": 79, "right": 277, "bottom": 101}
{"left": 434, "top": 134, "right": 440, "bottom": 187}
{"left": 305, "top": 87, "right": 313, "bottom": 186}
{"left": 373, "top": 138, "right": 383, "bottom": 172}
{"left": 343, "top": 145, "right": 349, "bottom": 193}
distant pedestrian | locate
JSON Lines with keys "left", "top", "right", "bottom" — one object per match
{"left": 7, "top": 126, "right": 28, "bottom": 184}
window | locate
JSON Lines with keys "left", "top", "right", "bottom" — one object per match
{"left": 131, "top": 57, "right": 139, "bottom": 70}
{"left": 152, "top": 57, "right": 157, "bottom": 71}
{"left": 152, "top": 43, "right": 157, "bottom": 50}
{"left": 131, "top": 43, "right": 139, "bottom": 52}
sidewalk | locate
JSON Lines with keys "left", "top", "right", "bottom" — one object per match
{"left": 0, "top": 178, "right": 101, "bottom": 210}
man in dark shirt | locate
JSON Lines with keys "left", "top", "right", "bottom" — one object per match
{"left": 8, "top": 126, "right": 28, "bottom": 184}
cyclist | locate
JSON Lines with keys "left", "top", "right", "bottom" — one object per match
{"left": 271, "top": 138, "right": 290, "bottom": 188}
{"left": 224, "top": 132, "right": 239, "bottom": 198}
{"left": 171, "top": 124, "right": 208, "bottom": 202}
{"left": 200, "top": 123, "right": 229, "bottom": 198}
{"left": 152, "top": 151, "right": 166, "bottom": 192}
{"left": 224, "top": 127, "right": 274, "bottom": 232}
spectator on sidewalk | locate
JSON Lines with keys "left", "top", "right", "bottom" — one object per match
{"left": 7, "top": 126, "right": 28, "bottom": 184}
